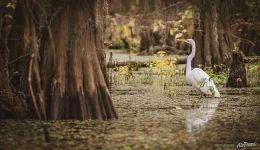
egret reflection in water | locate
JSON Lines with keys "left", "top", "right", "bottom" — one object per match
{"left": 186, "top": 98, "right": 221, "bottom": 133}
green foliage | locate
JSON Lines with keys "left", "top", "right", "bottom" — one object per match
{"left": 203, "top": 63, "right": 260, "bottom": 87}
{"left": 146, "top": 51, "right": 179, "bottom": 96}
{"left": 114, "top": 66, "right": 133, "bottom": 85}
{"left": 147, "top": 51, "right": 178, "bottom": 78}
{"left": 113, "top": 51, "right": 180, "bottom": 96}
{"left": 205, "top": 64, "right": 229, "bottom": 85}
{"left": 247, "top": 63, "right": 260, "bottom": 86}
{"left": 138, "top": 69, "right": 153, "bottom": 84}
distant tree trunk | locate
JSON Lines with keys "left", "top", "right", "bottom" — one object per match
{"left": 0, "top": 0, "right": 16, "bottom": 118}
{"left": 0, "top": 0, "right": 12, "bottom": 92}
{"left": 8, "top": 0, "right": 28, "bottom": 92}
{"left": 191, "top": 0, "right": 233, "bottom": 67}
{"left": 229, "top": 0, "right": 260, "bottom": 56}
{"left": 139, "top": 29, "right": 151, "bottom": 53}
{"left": 22, "top": 0, "right": 117, "bottom": 120}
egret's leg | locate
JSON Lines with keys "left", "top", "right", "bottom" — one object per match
{"left": 199, "top": 93, "right": 207, "bottom": 98}
{"left": 189, "top": 85, "right": 199, "bottom": 95}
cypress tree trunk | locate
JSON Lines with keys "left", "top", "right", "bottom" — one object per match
{"left": 43, "top": 0, "right": 117, "bottom": 120}
{"left": 21, "top": 0, "right": 117, "bottom": 120}
{"left": 192, "top": 0, "right": 233, "bottom": 67}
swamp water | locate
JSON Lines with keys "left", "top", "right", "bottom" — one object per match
{"left": 0, "top": 52, "right": 259, "bottom": 149}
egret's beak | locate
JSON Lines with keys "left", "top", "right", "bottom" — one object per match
{"left": 175, "top": 39, "right": 188, "bottom": 43}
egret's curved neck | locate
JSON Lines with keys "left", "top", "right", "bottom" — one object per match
{"left": 186, "top": 43, "right": 196, "bottom": 77}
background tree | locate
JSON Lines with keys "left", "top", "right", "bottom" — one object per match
{"left": 0, "top": 0, "right": 26, "bottom": 118}
{"left": 191, "top": 0, "right": 260, "bottom": 67}
{"left": 0, "top": 0, "right": 11, "bottom": 93}
{"left": 231, "top": 0, "right": 260, "bottom": 56}
{"left": 191, "top": 0, "right": 234, "bottom": 67}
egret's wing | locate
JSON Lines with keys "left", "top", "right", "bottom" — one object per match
{"left": 190, "top": 68, "right": 210, "bottom": 94}
{"left": 190, "top": 68, "right": 210, "bottom": 83}
{"left": 191, "top": 68, "right": 220, "bottom": 97}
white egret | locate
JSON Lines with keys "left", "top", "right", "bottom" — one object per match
{"left": 177, "top": 39, "right": 220, "bottom": 97}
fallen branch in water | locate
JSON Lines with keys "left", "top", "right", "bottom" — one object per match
{"left": 107, "top": 56, "right": 260, "bottom": 68}
{"left": 107, "top": 57, "right": 187, "bottom": 68}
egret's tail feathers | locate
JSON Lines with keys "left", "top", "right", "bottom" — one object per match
{"left": 214, "top": 89, "right": 220, "bottom": 98}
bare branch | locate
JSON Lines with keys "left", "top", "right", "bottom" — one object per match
{"left": 8, "top": 53, "right": 31, "bottom": 65}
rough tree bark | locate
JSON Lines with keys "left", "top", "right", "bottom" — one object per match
{"left": 21, "top": 0, "right": 117, "bottom": 120}
{"left": 191, "top": 0, "right": 233, "bottom": 67}
{"left": 44, "top": 0, "right": 117, "bottom": 120}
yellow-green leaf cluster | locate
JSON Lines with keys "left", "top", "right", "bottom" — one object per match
{"left": 148, "top": 51, "right": 178, "bottom": 79}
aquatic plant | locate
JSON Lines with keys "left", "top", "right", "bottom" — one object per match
{"left": 205, "top": 64, "right": 229, "bottom": 85}
{"left": 114, "top": 66, "right": 133, "bottom": 85}
{"left": 146, "top": 51, "right": 179, "bottom": 96}
{"left": 247, "top": 63, "right": 260, "bottom": 86}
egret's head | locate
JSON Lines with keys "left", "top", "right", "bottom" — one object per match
{"left": 176, "top": 39, "right": 195, "bottom": 46}
{"left": 186, "top": 39, "right": 195, "bottom": 46}
{"left": 175, "top": 38, "right": 196, "bottom": 56}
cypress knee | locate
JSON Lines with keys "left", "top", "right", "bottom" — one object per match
{"left": 227, "top": 51, "right": 247, "bottom": 88}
